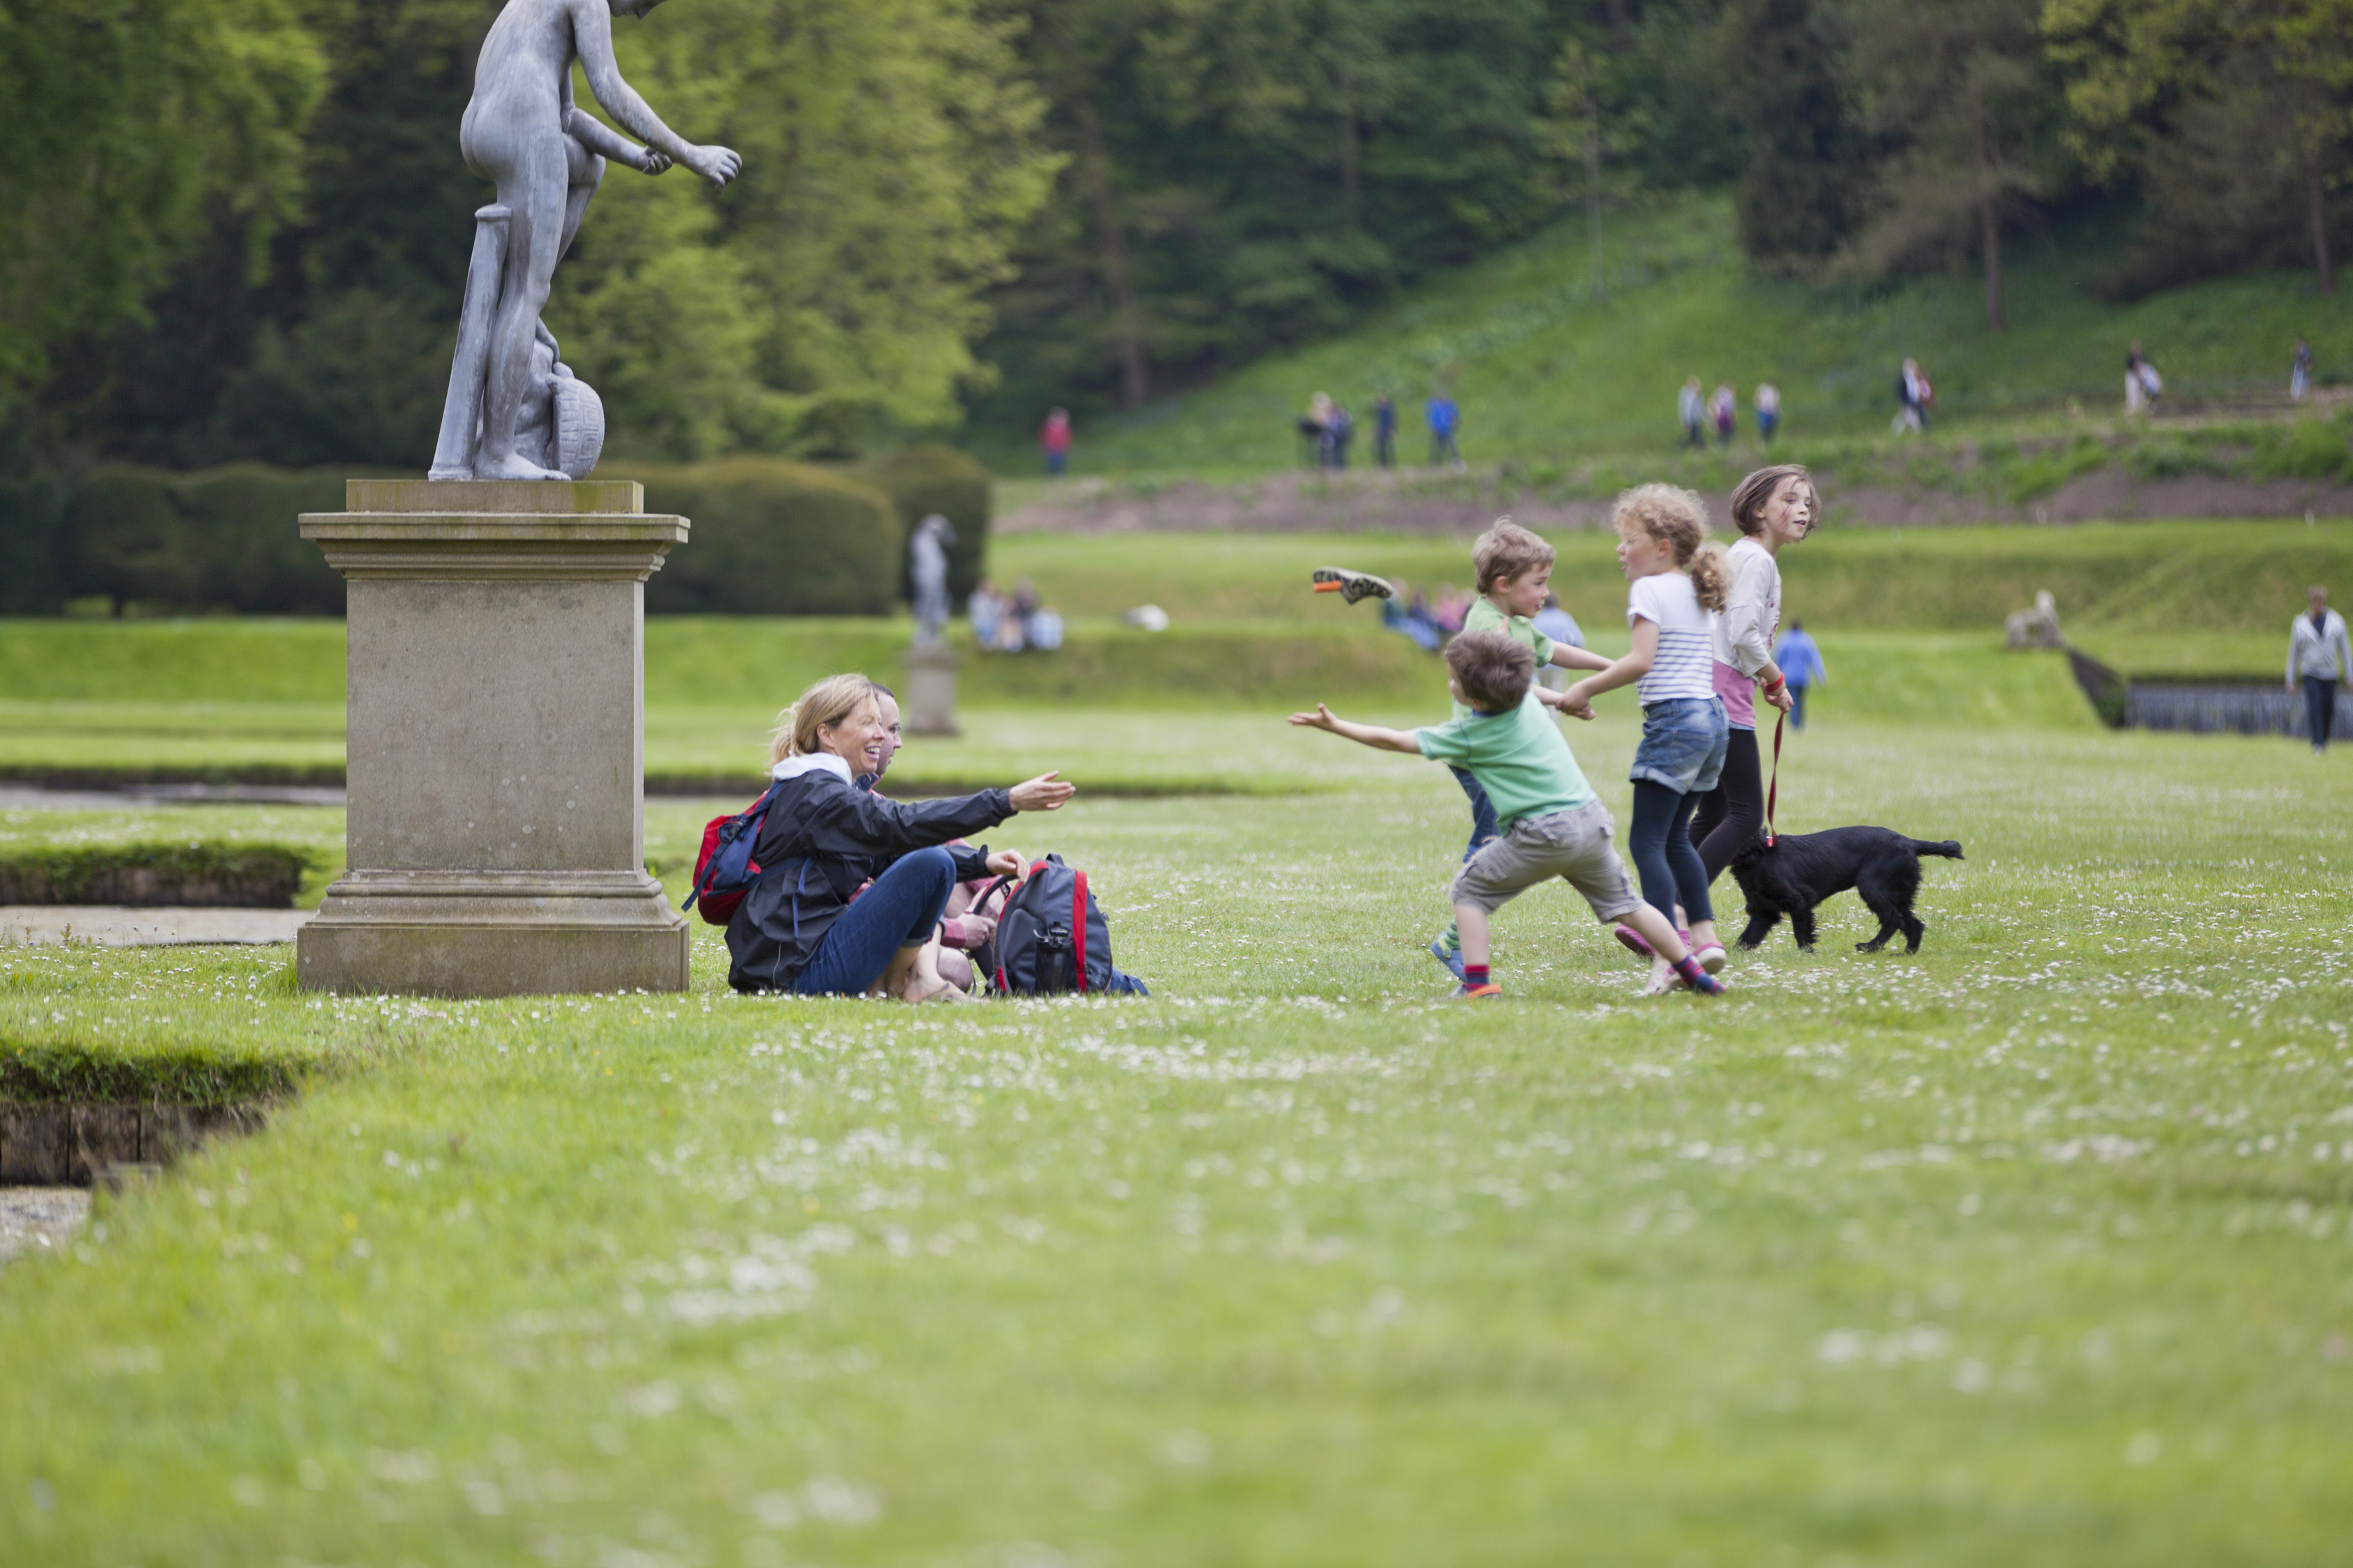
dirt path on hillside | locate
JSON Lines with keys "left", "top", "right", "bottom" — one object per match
{"left": 998, "top": 467, "right": 2353, "bottom": 535}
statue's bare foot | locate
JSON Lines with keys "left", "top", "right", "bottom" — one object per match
{"left": 474, "top": 452, "right": 567, "bottom": 481}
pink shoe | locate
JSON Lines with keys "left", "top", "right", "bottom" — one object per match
{"left": 1613, "top": 926, "right": 1690, "bottom": 960}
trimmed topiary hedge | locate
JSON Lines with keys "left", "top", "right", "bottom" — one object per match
{"left": 850, "top": 444, "right": 993, "bottom": 609}
{"left": 620, "top": 459, "right": 906, "bottom": 616}
{"left": 5, "top": 450, "right": 987, "bottom": 618}
{"left": 0, "top": 843, "right": 312, "bottom": 908}
{"left": 61, "top": 464, "right": 353, "bottom": 615}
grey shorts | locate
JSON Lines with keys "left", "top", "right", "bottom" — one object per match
{"left": 1450, "top": 799, "right": 1645, "bottom": 922}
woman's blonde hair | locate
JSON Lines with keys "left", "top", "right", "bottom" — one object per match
{"left": 1613, "top": 482, "right": 1729, "bottom": 613}
{"left": 769, "top": 674, "right": 877, "bottom": 766}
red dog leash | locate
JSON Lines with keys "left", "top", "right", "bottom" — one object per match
{"left": 1763, "top": 674, "right": 1787, "bottom": 848}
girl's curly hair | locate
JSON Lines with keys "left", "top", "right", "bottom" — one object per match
{"left": 1611, "top": 483, "right": 1727, "bottom": 612}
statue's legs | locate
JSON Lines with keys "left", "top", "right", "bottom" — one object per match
{"left": 559, "top": 135, "right": 605, "bottom": 264}
{"left": 477, "top": 133, "right": 572, "bottom": 480}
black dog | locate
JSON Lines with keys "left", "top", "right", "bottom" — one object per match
{"left": 1727, "top": 827, "right": 1963, "bottom": 954}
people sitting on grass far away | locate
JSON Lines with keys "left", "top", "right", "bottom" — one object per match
{"left": 967, "top": 577, "right": 1063, "bottom": 653}
{"left": 724, "top": 674, "right": 1072, "bottom": 999}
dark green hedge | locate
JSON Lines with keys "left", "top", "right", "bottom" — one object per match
{"left": 5, "top": 450, "right": 987, "bottom": 617}
{"left": 0, "top": 843, "right": 311, "bottom": 908}
{"left": 619, "top": 458, "right": 905, "bottom": 616}
{"left": 61, "top": 464, "right": 351, "bottom": 614}
{"left": 850, "top": 444, "right": 993, "bottom": 608}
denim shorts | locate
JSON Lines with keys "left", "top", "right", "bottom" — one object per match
{"left": 1630, "top": 696, "right": 1729, "bottom": 794}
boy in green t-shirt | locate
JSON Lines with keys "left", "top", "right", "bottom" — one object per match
{"left": 1427, "top": 520, "right": 1618, "bottom": 978}
{"left": 1290, "top": 630, "right": 1724, "bottom": 1000}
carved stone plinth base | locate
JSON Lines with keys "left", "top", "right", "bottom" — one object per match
{"left": 903, "top": 641, "right": 960, "bottom": 737}
{"left": 295, "top": 480, "right": 691, "bottom": 996}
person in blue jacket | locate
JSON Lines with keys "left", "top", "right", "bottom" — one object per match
{"left": 1771, "top": 620, "right": 1827, "bottom": 729}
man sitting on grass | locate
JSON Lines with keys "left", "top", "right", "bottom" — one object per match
{"left": 1289, "top": 630, "right": 1725, "bottom": 1000}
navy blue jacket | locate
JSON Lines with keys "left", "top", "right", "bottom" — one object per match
{"left": 724, "top": 760, "right": 1010, "bottom": 992}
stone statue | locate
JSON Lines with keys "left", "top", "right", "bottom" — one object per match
{"left": 429, "top": 0, "right": 742, "bottom": 481}
{"left": 910, "top": 515, "right": 958, "bottom": 644}
{"left": 2006, "top": 589, "right": 2064, "bottom": 650}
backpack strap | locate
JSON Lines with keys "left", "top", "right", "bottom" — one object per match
{"left": 1070, "top": 868, "right": 1089, "bottom": 993}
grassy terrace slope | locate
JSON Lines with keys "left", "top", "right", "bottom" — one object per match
{"left": 1, "top": 517, "right": 2343, "bottom": 781}
{"left": 972, "top": 194, "right": 2353, "bottom": 480}
{"left": 3, "top": 720, "right": 2352, "bottom": 1565}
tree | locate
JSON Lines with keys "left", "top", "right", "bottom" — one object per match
{"left": 561, "top": 0, "right": 1059, "bottom": 459}
{"left": 0, "top": 0, "right": 326, "bottom": 421}
{"left": 1727, "top": 0, "right": 1865, "bottom": 271}
{"left": 1834, "top": 0, "right": 2056, "bottom": 328}
{"left": 2045, "top": 0, "right": 2353, "bottom": 295}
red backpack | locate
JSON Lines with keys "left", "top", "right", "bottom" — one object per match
{"left": 683, "top": 781, "right": 784, "bottom": 926}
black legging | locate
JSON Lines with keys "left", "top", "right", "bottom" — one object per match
{"left": 1628, "top": 781, "right": 1713, "bottom": 926}
{"left": 1690, "top": 728, "right": 1764, "bottom": 882}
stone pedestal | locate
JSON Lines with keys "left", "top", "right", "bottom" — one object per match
{"left": 295, "top": 480, "right": 691, "bottom": 996}
{"left": 902, "top": 641, "right": 961, "bottom": 737}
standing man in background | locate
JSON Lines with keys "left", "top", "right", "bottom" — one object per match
{"left": 2288, "top": 585, "right": 2349, "bottom": 753}
{"left": 1040, "top": 407, "right": 1072, "bottom": 475}
{"left": 1773, "top": 619, "right": 1827, "bottom": 730}
{"left": 1427, "top": 392, "right": 1464, "bottom": 471}
{"left": 1373, "top": 393, "right": 1397, "bottom": 468}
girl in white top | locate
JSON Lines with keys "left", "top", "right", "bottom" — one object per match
{"left": 1562, "top": 485, "right": 1732, "bottom": 993}
{"left": 1692, "top": 465, "right": 1815, "bottom": 883}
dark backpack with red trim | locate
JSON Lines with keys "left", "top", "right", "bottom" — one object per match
{"left": 989, "top": 855, "right": 1148, "bottom": 997}
{"left": 683, "top": 781, "right": 784, "bottom": 926}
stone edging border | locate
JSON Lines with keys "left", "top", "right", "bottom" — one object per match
{"left": 0, "top": 1102, "right": 267, "bottom": 1187}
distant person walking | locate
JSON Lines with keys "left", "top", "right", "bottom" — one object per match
{"left": 2125, "top": 341, "right": 2160, "bottom": 415}
{"left": 1754, "top": 381, "right": 1780, "bottom": 443}
{"left": 1679, "top": 376, "right": 1706, "bottom": 448}
{"left": 2288, "top": 584, "right": 2350, "bottom": 753}
{"left": 1892, "top": 357, "right": 1930, "bottom": 434}
{"left": 2292, "top": 339, "right": 2313, "bottom": 403}
{"left": 1711, "top": 383, "right": 1737, "bottom": 448}
{"left": 1773, "top": 619, "right": 1826, "bottom": 729}
{"left": 1373, "top": 393, "right": 1397, "bottom": 468}
{"left": 1426, "top": 392, "right": 1465, "bottom": 471}
{"left": 1041, "top": 407, "right": 1072, "bottom": 475}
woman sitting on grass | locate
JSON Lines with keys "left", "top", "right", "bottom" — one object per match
{"left": 725, "top": 675, "right": 1074, "bottom": 999}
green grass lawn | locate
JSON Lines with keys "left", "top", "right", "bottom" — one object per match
{"left": 4, "top": 714, "right": 2352, "bottom": 1564}
{"left": 970, "top": 192, "right": 2353, "bottom": 479}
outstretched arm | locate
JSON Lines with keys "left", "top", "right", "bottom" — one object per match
{"left": 1560, "top": 619, "right": 1658, "bottom": 716}
{"left": 565, "top": 103, "right": 670, "bottom": 172}
{"left": 1549, "top": 644, "right": 1612, "bottom": 672}
{"left": 1287, "top": 704, "right": 1422, "bottom": 753}
{"left": 570, "top": 0, "right": 740, "bottom": 186}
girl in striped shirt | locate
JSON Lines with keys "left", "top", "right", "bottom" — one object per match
{"left": 1561, "top": 485, "right": 1732, "bottom": 993}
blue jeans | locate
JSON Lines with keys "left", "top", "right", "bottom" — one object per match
{"left": 792, "top": 847, "right": 955, "bottom": 996}
{"left": 1451, "top": 767, "right": 1499, "bottom": 862}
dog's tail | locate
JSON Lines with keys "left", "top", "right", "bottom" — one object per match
{"left": 1912, "top": 838, "right": 1964, "bottom": 860}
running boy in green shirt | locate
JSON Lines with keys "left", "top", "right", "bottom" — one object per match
{"left": 1426, "top": 519, "right": 1617, "bottom": 979}
{"left": 1290, "top": 629, "right": 1724, "bottom": 1000}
